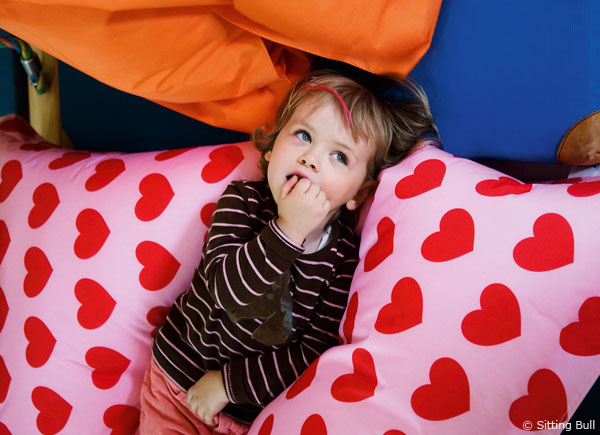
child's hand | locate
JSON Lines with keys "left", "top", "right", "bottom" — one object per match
{"left": 275, "top": 176, "right": 331, "bottom": 245}
{"left": 186, "top": 370, "right": 229, "bottom": 426}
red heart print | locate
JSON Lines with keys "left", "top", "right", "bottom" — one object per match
{"left": 103, "top": 404, "right": 140, "bottom": 435}
{"left": 201, "top": 202, "right": 217, "bottom": 227}
{"left": 24, "top": 247, "right": 53, "bottom": 298}
{"left": 395, "top": 159, "right": 446, "bottom": 199}
{"left": 48, "top": 151, "right": 91, "bottom": 169}
{"left": 75, "top": 278, "right": 116, "bottom": 329}
{"left": 0, "top": 220, "right": 9, "bottom": 266}
{"left": 364, "top": 217, "right": 394, "bottom": 272}
{"left": 475, "top": 176, "right": 532, "bottom": 196}
{"left": 421, "top": 208, "right": 474, "bottom": 262}
{"left": 256, "top": 414, "right": 274, "bottom": 435}
{"left": 411, "top": 357, "right": 470, "bottom": 421}
{"left": 383, "top": 431, "right": 406, "bottom": 435}
{"left": 1, "top": 114, "right": 37, "bottom": 136}
{"left": 85, "top": 158, "right": 125, "bottom": 192}
{"left": 513, "top": 213, "right": 574, "bottom": 271}
{"left": 286, "top": 357, "right": 319, "bottom": 399}
{"left": 301, "top": 414, "right": 327, "bottom": 435}
{"left": 32, "top": 386, "right": 73, "bottom": 435}
{"left": 201, "top": 145, "right": 244, "bottom": 183}
{"left": 509, "top": 369, "right": 567, "bottom": 429}
{"left": 155, "top": 148, "right": 192, "bottom": 161}
{"left": 74, "top": 208, "right": 110, "bottom": 259}
{"left": 0, "top": 160, "right": 22, "bottom": 202}
{"left": 20, "top": 143, "right": 53, "bottom": 151}
{"left": 147, "top": 305, "right": 170, "bottom": 336}
{"left": 28, "top": 183, "right": 60, "bottom": 228}
{"left": 342, "top": 292, "right": 359, "bottom": 344}
{"left": 331, "top": 348, "right": 377, "bottom": 402}
{"left": 375, "top": 277, "right": 422, "bottom": 334}
{"left": 560, "top": 297, "right": 600, "bottom": 356}
{"left": 147, "top": 306, "right": 170, "bottom": 327}
{"left": 0, "top": 287, "right": 7, "bottom": 333}
{"left": 25, "top": 316, "right": 56, "bottom": 368}
{"left": 461, "top": 283, "right": 521, "bottom": 346}
{"left": 136, "top": 241, "right": 181, "bottom": 291}
{"left": 0, "top": 355, "right": 10, "bottom": 403}
{"left": 86, "top": 346, "right": 131, "bottom": 389}
{"left": 135, "top": 173, "right": 174, "bottom": 221}
{"left": 567, "top": 179, "right": 600, "bottom": 197}
{"left": 551, "top": 178, "right": 581, "bottom": 185}
{"left": 201, "top": 203, "right": 217, "bottom": 244}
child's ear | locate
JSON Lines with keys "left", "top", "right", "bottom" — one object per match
{"left": 346, "top": 180, "right": 378, "bottom": 211}
{"left": 265, "top": 151, "right": 272, "bottom": 162}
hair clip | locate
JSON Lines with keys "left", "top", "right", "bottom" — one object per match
{"left": 303, "top": 83, "right": 353, "bottom": 126}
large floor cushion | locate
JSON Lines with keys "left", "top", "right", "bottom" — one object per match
{"left": 249, "top": 143, "right": 600, "bottom": 434}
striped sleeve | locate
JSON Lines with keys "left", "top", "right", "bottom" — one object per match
{"left": 203, "top": 182, "right": 304, "bottom": 311}
{"left": 223, "top": 248, "right": 359, "bottom": 406}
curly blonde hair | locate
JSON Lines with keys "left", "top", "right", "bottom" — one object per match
{"left": 252, "top": 70, "right": 439, "bottom": 180}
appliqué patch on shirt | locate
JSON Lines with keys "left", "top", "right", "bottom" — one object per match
{"left": 228, "top": 270, "right": 295, "bottom": 346}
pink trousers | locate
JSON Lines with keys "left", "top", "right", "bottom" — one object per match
{"left": 139, "top": 359, "right": 249, "bottom": 435}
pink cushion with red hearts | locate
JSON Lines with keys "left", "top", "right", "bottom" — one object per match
{"left": 0, "top": 115, "right": 262, "bottom": 435}
{"left": 249, "top": 144, "right": 600, "bottom": 434}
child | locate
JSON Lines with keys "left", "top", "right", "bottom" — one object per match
{"left": 139, "top": 70, "right": 438, "bottom": 434}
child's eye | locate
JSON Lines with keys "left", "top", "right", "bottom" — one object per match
{"left": 295, "top": 130, "right": 311, "bottom": 143}
{"left": 333, "top": 152, "right": 348, "bottom": 165}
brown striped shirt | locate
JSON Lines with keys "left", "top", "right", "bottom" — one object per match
{"left": 152, "top": 180, "right": 359, "bottom": 423}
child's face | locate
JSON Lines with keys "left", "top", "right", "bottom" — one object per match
{"left": 265, "top": 98, "right": 375, "bottom": 217}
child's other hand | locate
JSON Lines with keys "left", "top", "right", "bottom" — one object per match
{"left": 276, "top": 176, "right": 331, "bottom": 245}
{"left": 186, "top": 370, "right": 229, "bottom": 426}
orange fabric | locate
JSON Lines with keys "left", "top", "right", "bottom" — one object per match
{"left": 0, "top": 1, "right": 441, "bottom": 132}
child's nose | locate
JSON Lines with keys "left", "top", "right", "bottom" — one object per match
{"left": 299, "top": 151, "right": 319, "bottom": 171}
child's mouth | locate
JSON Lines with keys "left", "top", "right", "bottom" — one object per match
{"left": 286, "top": 174, "right": 303, "bottom": 181}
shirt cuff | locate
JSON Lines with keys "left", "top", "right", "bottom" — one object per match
{"left": 259, "top": 219, "right": 304, "bottom": 264}
{"left": 221, "top": 362, "right": 238, "bottom": 404}
{"left": 222, "top": 359, "right": 254, "bottom": 405}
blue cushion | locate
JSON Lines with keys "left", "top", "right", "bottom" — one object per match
{"left": 410, "top": 0, "right": 600, "bottom": 163}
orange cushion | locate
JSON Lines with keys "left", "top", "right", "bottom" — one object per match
{"left": 0, "top": 0, "right": 441, "bottom": 132}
